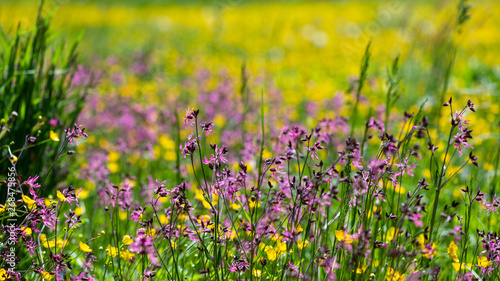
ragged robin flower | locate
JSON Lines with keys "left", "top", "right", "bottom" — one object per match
{"left": 65, "top": 123, "right": 88, "bottom": 145}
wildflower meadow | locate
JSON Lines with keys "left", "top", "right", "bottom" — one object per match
{"left": 1, "top": 0, "right": 500, "bottom": 280}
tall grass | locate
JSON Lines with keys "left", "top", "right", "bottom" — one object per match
{"left": 0, "top": 0, "right": 87, "bottom": 194}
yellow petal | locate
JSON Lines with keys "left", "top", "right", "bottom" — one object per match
{"left": 75, "top": 207, "right": 84, "bottom": 216}
{"left": 386, "top": 227, "right": 396, "bottom": 242}
{"left": 120, "top": 250, "right": 135, "bottom": 260}
{"left": 50, "top": 130, "right": 59, "bottom": 142}
{"left": 107, "top": 245, "right": 118, "bottom": 257}
{"left": 0, "top": 268, "right": 11, "bottom": 280}
{"left": 265, "top": 247, "right": 277, "bottom": 261}
{"left": 107, "top": 162, "right": 119, "bottom": 173}
{"left": 41, "top": 270, "right": 54, "bottom": 280}
{"left": 277, "top": 240, "right": 287, "bottom": 252}
{"left": 122, "top": 235, "right": 133, "bottom": 246}
{"left": 448, "top": 241, "right": 458, "bottom": 261}
{"left": 298, "top": 240, "right": 309, "bottom": 249}
{"left": 56, "top": 238, "right": 68, "bottom": 249}
{"left": 297, "top": 225, "right": 303, "bottom": 233}
{"left": 43, "top": 240, "right": 55, "bottom": 248}
{"left": 56, "top": 190, "right": 66, "bottom": 202}
{"left": 416, "top": 234, "right": 425, "bottom": 250}
{"left": 108, "top": 151, "right": 120, "bottom": 162}
{"left": 147, "top": 228, "right": 156, "bottom": 237}
{"left": 478, "top": 256, "right": 492, "bottom": 268}
{"left": 21, "top": 226, "right": 32, "bottom": 236}
{"left": 9, "top": 155, "right": 18, "bottom": 164}
{"left": 356, "top": 264, "right": 368, "bottom": 274}
{"left": 22, "top": 194, "right": 36, "bottom": 210}
{"left": 452, "top": 262, "right": 473, "bottom": 271}
{"left": 335, "top": 230, "right": 345, "bottom": 241}
{"left": 79, "top": 241, "right": 92, "bottom": 252}
{"left": 252, "top": 269, "right": 262, "bottom": 277}
{"left": 345, "top": 234, "right": 354, "bottom": 244}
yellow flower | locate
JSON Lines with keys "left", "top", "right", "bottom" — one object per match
{"left": 197, "top": 215, "right": 214, "bottom": 228}
{"left": 158, "top": 214, "right": 169, "bottom": 225}
{"left": 416, "top": 234, "right": 425, "bottom": 249}
{"left": 159, "top": 135, "right": 175, "bottom": 149}
{"left": 265, "top": 246, "right": 277, "bottom": 261}
{"left": 227, "top": 229, "right": 237, "bottom": 240}
{"left": 42, "top": 240, "right": 55, "bottom": 248}
{"left": 21, "top": 226, "right": 32, "bottom": 236}
{"left": 40, "top": 270, "right": 54, "bottom": 280}
{"left": 193, "top": 188, "right": 219, "bottom": 209}
{"left": 57, "top": 238, "right": 68, "bottom": 249}
{"left": 77, "top": 188, "right": 89, "bottom": 199}
{"left": 44, "top": 198, "right": 56, "bottom": 207}
{"left": 9, "top": 155, "right": 17, "bottom": 164}
{"left": 79, "top": 241, "right": 92, "bottom": 252}
{"left": 422, "top": 242, "right": 437, "bottom": 259}
{"left": 386, "top": 267, "right": 404, "bottom": 281}
{"left": 147, "top": 228, "right": 156, "bottom": 237}
{"left": 107, "top": 245, "right": 118, "bottom": 257}
{"left": 356, "top": 264, "right": 368, "bottom": 274}
{"left": 107, "top": 162, "right": 119, "bottom": 173}
{"left": 276, "top": 240, "right": 287, "bottom": 255}
{"left": 0, "top": 269, "right": 11, "bottom": 280}
{"left": 0, "top": 204, "right": 5, "bottom": 213}
{"left": 296, "top": 225, "right": 303, "bottom": 233}
{"left": 108, "top": 151, "right": 120, "bottom": 162}
{"left": 56, "top": 190, "right": 66, "bottom": 202}
{"left": 335, "top": 230, "right": 353, "bottom": 244}
{"left": 214, "top": 114, "right": 226, "bottom": 127}
{"left": 394, "top": 185, "right": 406, "bottom": 194}
{"left": 477, "top": 256, "right": 492, "bottom": 268}
{"left": 75, "top": 207, "right": 84, "bottom": 216}
{"left": 262, "top": 149, "right": 272, "bottom": 159}
{"left": 22, "top": 194, "right": 36, "bottom": 210}
{"left": 452, "top": 262, "right": 472, "bottom": 271}
{"left": 386, "top": 227, "right": 396, "bottom": 242}
{"left": 297, "top": 240, "right": 309, "bottom": 249}
{"left": 122, "top": 235, "right": 133, "bottom": 245}
{"left": 120, "top": 250, "right": 135, "bottom": 260}
{"left": 249, "top": 200, "right": 261, "bottom": 208}
{"left": 270, "top": 233, "right": 281, "bottom": 242}
{"left": 177, "top": 213, "right": 188, "bottom": 221}
{"left": 118, "top": 210, "right": 127, "bottom": 220}
{"left": 252, "top": 269, "right": 262, "bottom": 277}
{"left": 448, "top": 241, "right": 458, "bottom": 261}
{"left": 50, "top": 130, "right": 59, "bottom": 142}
